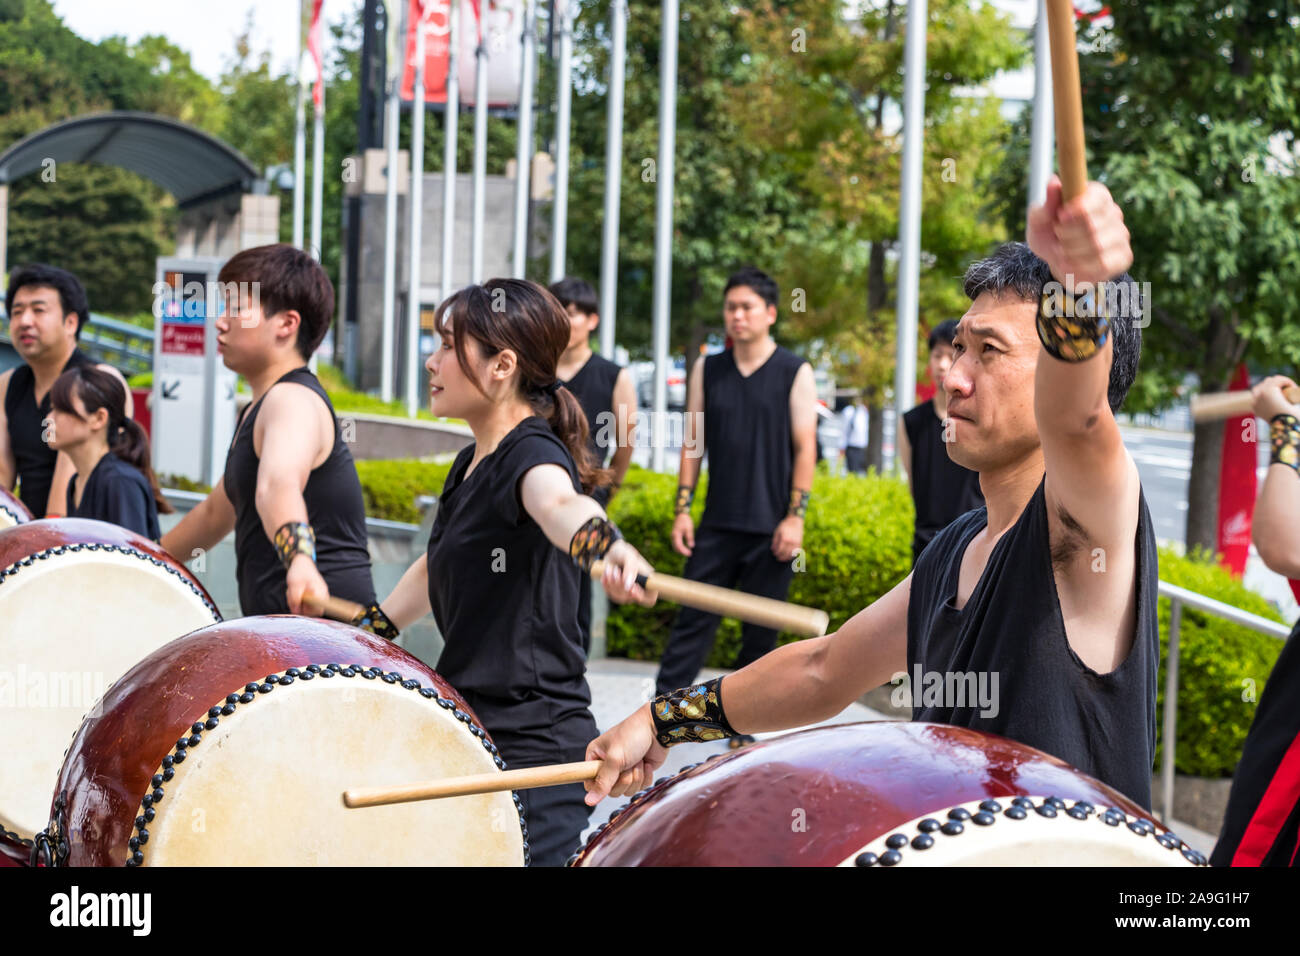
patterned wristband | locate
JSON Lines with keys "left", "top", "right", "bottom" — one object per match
{"left": 1269, "top": 414, "right": 1300, "bottom": 473}
{"left": 1037, "top": 283, "right": 1110, "bottom": 362}
{"left": 652, "top": 677, "right": 738, "bottom": 748}
{"left": 788, "top": 488, "right": 810, "bottom": 519}
{"left": 273, "top": 521, "right": 316, "bottom": 570}
{"left": 568, "top": 516, "right": 624, "bottom": 574}
{"left": 674, "top": 484, "right": 695, "bottom": 516}
{"left": 356, "top": 602, "right": 400, "bottom": 641}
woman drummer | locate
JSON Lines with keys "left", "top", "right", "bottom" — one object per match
{"left": 378, "top": 279, "right": 654, "bottom": 866}
{"left": 46, "top": 364, "right": 171, "bottom": 541}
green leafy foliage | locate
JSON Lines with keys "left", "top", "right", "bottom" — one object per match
{"left": 1155, "top": 547, "right": 1289, "bottom": 778}
{"left": 353, "top": 458, "right": 454, "bottom": 524}
{"left": 604, "top": 464, "right": 914, "bottom": 664}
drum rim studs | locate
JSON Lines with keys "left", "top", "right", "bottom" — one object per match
{"left": 120, "top": 661, "right": 530, "bottom": 868}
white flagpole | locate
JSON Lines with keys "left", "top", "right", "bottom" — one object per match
{"left": 470, "top": 3, "right": 489, "bottom": 284}
{"left": 380, "top": 0, "right": 407, "bottom": 402}
{"left": 440, "top": 0, "right": 460, "bottom": 304}
{"left": 406, "top": 2, "right": 428, "bottom": 417}
{"left": 511, "top": 0, "right": 537, "bottom": 278}
{"left": 549, "top": 0, "right": 573, "bottom": 282}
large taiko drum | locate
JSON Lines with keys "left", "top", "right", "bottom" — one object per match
{"left": 570, "top": 722, "right": 1208, "bottom": 867}
{"left": 0, "top": 487, "right": 31, "bottom": 528}
{"left": 40, "top": 616, "right": 528, "bottom": 867}
{"left": 0, "top": 519, "right": 220, "bottom": 862}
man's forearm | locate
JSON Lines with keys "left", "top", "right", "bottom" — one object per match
{"left": 608, "top": 442, "right": 634, "bottom": 488}
{"left": 255, "top": 476, "right": 310, "bottom": 545}
{"left": 162, "top": 500, "right": 226, "bottom": 558}
{"left": 717, "top": 638, "right": 845, "bottom": 734}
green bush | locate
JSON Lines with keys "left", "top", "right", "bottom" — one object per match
{"left": 605, "top": 464, "right": 914, "bottom": 666}
{"left": 1155, "top": 547, "right": 1289, "bottom": 778}
{"left": 354, "top": 458, "right": 455, "bottom": 524}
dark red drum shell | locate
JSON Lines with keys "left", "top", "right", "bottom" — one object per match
{"left": 0, "top": 517, "right": 216, "bottom": 611}
{"left": 52, "top": 617, "right": 491, "bottom": 867}
{"left": 574, "top": 722, "right": 1155, "bottom": 867}
{"left": 0, "top": 488, "right": 31, "bottom": 524}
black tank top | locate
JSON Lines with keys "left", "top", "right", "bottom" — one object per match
{"left": 700, "top": 345, "right": 806, "bottom": 534}
{"left": 223, "top": 367, "right": 376, "bottom": 615}
{"left": 3, "top": 349, "right": 96, "bottom": 517}
{"left": 903, "top": 401, "right": 984, "bottom": 561}
{"left": 561, "top": 353, "right": 621, "bottom": 466}
{"left": 906, "top": 478, "right": 1159, "bottom": 809}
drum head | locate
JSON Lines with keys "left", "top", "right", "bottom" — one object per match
{"left": 143, "top": 668, "right": 524, "bottom": 866}
{"left": 0, "top": 520, "right": 220, "bottom": 841}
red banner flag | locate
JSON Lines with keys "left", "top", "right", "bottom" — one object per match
{"left": 401, "top": 0, "right": 451, "bottom": 104}
{"left": 1217, "top": 363, "right": 1257, "bottom": 577}
{"left": 308, "top": 0, "right": 326, "bottom": 111}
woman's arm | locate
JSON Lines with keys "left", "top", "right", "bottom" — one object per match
{"left": 380, "top": 555, "right": 433, "bottom": 631}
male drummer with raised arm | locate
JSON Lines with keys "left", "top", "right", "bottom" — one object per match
{"left": 586, "top": 176, "right": 1160, "bottom": 810}
{"left": 161, "top": 245, "right": 389, "bottom": 627}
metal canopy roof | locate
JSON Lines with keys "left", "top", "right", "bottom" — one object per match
{"left": 0, "top": 111, "right": 262, "bottom": 208}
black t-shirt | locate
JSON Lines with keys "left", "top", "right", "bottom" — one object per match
{"left": 906, "top": 478, "right": 1159, "bottom": 810}
{"left": 561, "top": 352, "right": 622, "bottom": 468}
{"left": 3, "top": 349, "right": 96, "bottom": 517}
{"left": 903, "top": 401, "right": 984, "bottom": 562}
{"left": 67, "top": 452, "right": 161, "bottom": 541}
{"left": 700, "top": 345, "right": 807, "bottom": 534}
{"left": 426, "top": 416, "right": 598, "bottom": 768}
{"left": 223, "top": 367, "right": 376, "bottom": 616}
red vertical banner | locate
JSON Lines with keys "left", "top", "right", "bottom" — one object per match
{"left": 308, "top": 0, "right": 325, "bottom": 110}
{"left": 401, "top": 0, "right": 452, "bottom": 103}
{"left": 1217, "top": 363, "right": 1257, "bottom": 577}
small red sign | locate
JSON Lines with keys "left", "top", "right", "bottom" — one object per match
{"left": 162, "top": 323, "right": 205, "bottom": 356}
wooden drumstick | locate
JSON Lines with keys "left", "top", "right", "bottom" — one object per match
{"left": 344, "top": 760, "right": 602, "bottom": 808}
{"left": 303, "top": 590, "right": 369, "bottom": 626}
{"left": 1191, "top": 386, "right": 1300, "bottom": 424}
{"left": 1045, "top": 0, "right": 1087, "bottom": 200}
{"left": 588, "top": 559, "right": 830, "bottom": 637}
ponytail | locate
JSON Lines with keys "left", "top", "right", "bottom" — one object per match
{"left": 529, "top": 385, "right": 610, "bottom": 495}
{"left": 109, "top": 418, "right": 174, "bottom": 515}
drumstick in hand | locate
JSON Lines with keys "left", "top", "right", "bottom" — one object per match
{"left": 589, "top": 559, "right": 829, "bottom": 637}
{"left": 1191, "top": 385, "right": 1300, "bottom": 423}
{"left": 344, "top": 761, "right": 602, "bottom": 808}
{"left": 1045, "top": 0, "right": 1087, "bottom": 200}
{"left": 303, "top": 590, "right": 369, "bottom": 627}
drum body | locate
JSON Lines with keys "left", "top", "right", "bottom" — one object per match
{"left": 45, "top": 617, "right": 528, "bottom": 867}
{"left": 0, "top": 487, "right": 31, "bottom": 528}
{"left": 571, "top": 722, "right": 1207, "bottom": 867}
{"left": 0, "top": 519, "right": 220, "bottom": 851}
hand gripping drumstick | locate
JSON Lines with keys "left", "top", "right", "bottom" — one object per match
{"left": 302, "top": 591, "right": 371, "bottom": 627}
{"left": 1190, "top": 385, "right": 1300, "bottom": 424}
{"left": 587, "top": 558, "right": 830, "bottom": 637}
{"left": 1045, "top": 0, "right": 1087, "bottom": 201}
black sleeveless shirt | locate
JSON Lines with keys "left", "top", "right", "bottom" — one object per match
{"left": 700, "top": 345, "right": 807, "bottom": 534}
{"left": 223, "top": 367, "right": 376, "bottom": 616}
{"left": 425, "top": 416, "right": 598, "bottom": 768}
{"left": 906, "top": 479, "right": 1159, "bottom": 809}
{"left": 3, "top": 348, "right": 95, "bottom": 517}
{"left": 561, "top": 352, "right": 621, "bottom": 467}
{"left": 903, "top": 401, "right": 984, "bottom": 561}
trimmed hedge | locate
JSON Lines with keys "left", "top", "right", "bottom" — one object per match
{"left": 604, "top": 464, "right": 914, "bottom": 667}
{"left": 1155, "top": 547, "right": 1289, "bottom": 778}
{"left": 354, "top": 459, "right": 455, "bottom": 524}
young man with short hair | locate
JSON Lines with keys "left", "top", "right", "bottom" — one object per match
{"left": 654, "top": 266, "right": 819, "bottom": 714}
{"left": 899, "top": 319, "right": 984, "bottom": 565}
{"left": 550, "top": 276, "right": 637, "bottom": 652}
{"left": 588, "top": 179, "right": 1163, "bottom": 813}
{"left": 1, "top": 264, "right": 130, "bottom": 518}
{"left": 162, "top": 244, "right": 386, "bottom": 626}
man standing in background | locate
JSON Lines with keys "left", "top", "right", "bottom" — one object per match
{"left": 551, "top": 276, "right": 637, "bottom": 653}
{"left": 838, "top": 391, "right": 869, "bottom": 474}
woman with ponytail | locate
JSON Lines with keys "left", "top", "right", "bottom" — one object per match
{"left": 378, "top": 278, "right": 655, "bottom": 866}
{"left": 47, "top": 365, "right": 171, "bottom": 541}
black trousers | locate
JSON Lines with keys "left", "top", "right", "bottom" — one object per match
{"left": 517, "top": 780, "right": 593, "bottom": 867}
{"left": 844, "top": 446, "right": 867, "bottom": 474}
{"left": 655, "top": 526, "right": 796, "bottom": 696}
